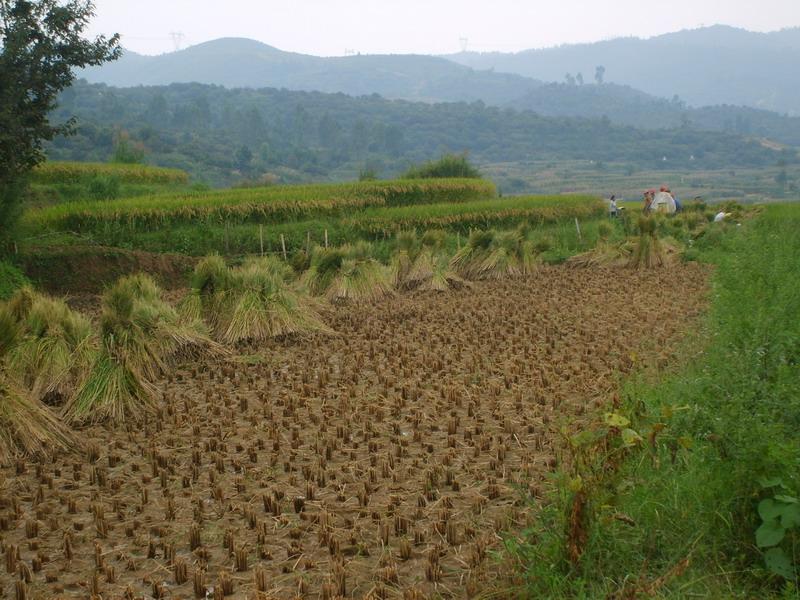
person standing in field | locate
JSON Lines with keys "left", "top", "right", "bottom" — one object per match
{"left": 609, "top": 194, "right": 618, "bottom": 218}
{"left": 642, "top": 189, "right": 654, "bottom": 213}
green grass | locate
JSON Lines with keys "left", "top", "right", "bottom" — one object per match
{"left": 512, "top": 203, "right": 800, "bottom": 598}
{"left": 0, "top": 261, "right": 29, "bottom": 300}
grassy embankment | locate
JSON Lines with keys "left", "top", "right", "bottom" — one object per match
{"left": 511, "top": 202, "right": 800, "bottom": 597}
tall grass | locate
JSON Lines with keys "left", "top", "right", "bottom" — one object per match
{"left": 514, "top": 204, "right": 800, "bottom": 597}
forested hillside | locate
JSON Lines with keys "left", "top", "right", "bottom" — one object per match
{"left": 48, "top": 81, "right": 789, "bottom": 186}
{"left": 77, "top": 33, "right": 800, "bottom": 147}
{"left": 448, "top": 25, "right": 800, "bottom": 114}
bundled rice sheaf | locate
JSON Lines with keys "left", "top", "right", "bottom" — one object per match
{"left": 451, "top": 226, "right": 538, "bottom": 280}
{"left": 392, "top": 229, "right": 468, "bottom": 292}
{"left": 0, "top": 293, "right": 76, "bottom": 462}
{"left": 64, "top": 274, "right": 221, "bottom": 424}
{"left": 390, "top": 230, "right": 420, "bottom": 287}
{"left": 305, "top": 242, "right": 393, "bottom": 304}
{"left": 628, "top": 216, "right": 678, "bottom": 269}
{"left": 2, "top": 288, "right": 95, "bottom": 404}
{"left": 0, "top": 374, "right": 74, "bottom": 464}
{"left": 190, "top": 255, "right": 331, "bottom": 344}
{"left": 567, "top": 240, "right": 633, "bottom": 268}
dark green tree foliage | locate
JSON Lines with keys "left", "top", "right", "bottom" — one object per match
{"left": 46, "top": 81, "right": 788, "bottom": 186}
{"left": 404, "top": 154, "right": 482, "bottom": 179}
{"left": 0, "top": 0, "right": 119, "bottom": 241}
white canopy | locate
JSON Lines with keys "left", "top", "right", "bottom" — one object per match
{"left": 650, "top": 191, "right": 676, "bottom": 214}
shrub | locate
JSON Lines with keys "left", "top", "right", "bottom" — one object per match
{"left": 0, "top": 261, "right": 29, "bottom": 300}
{"left": 404, "top": 153, "right": 482, "bottom": 179}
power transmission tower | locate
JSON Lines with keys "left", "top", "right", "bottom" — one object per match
{"left": 169, "top": 31, "right": 185, "bottom": 51}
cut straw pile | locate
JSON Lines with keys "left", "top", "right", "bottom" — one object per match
{"left": 392, "top": 230, "right": 467, "bottom": 292}
{"left": 64, "top": 274, "right": 220, "bottom": 424}
{"left": 0, "top": 290, "right": 79, "bottom": 462}
{"left": 305, "top": 242, "right": 393, "bottom": 304}
{"left": 451, "top": 226, "right": 538, "bottom": 280}
{"left": 188, "top": 255, "right": 331, "bottom": 344}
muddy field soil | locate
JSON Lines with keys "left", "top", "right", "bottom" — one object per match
{"left": 0, "top": 265, "right": 708, "bottom": 599}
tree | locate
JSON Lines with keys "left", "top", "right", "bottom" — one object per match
{"left": 595, "top": 65, "right": 606, "bottom": 85}
{"left": 111, "top": 130, "right": 145, "bottom": 164}
{"left": 564, "top": 73, "right": 576, "bottom": 86}
{"left": 235, "top": 145, "right": 253, "bottom": 172}
{"left": 775, "top": 159, "right": 788, "bottom": 191}
{"left": 0, "top": 0, "right": 119, "bottom": 244}
{"left": 576, "top": 72, "right": 584, "bottom": 86}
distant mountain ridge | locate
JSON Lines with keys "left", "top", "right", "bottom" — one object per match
{"left": 446, "top": 25, "right": 800, "bottom": 114}
{"left": 78, "top": 28, "right": 800, "bottom": 146}
{"left": 80, "top": 37, "right": 544, "bottom": 105}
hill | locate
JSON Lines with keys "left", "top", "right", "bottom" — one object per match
{"left": 46, "top": 80, "right": 790, "bottom": 186}
{"left": 78, "top": 33, "right": 800, "bottom": 146}
{"left": 509, "top": 83, "right": 800, "bottom": 146}
{"left": 446, "top": 25, "right": 800, "bottom": 114}
{"left": 80, "top": 37, "right": 542, "bottom": 106}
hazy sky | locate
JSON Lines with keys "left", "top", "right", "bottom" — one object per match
{"left": 87, "top": 0, "right": 800, "bottom": 56}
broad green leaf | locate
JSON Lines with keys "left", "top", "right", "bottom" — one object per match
{"left": 621, "top": 428, "right": 643, "bottom": 447}
{"left": 755, "top": 519, "right": 785, "bottom": 548}
{"left": 759, "top": 499, "right": 783, "bottom": 521}
{"left": 774, "top": 494, "right": 798, "bottom": 504}
{"left": 758, "top": 477, "right": 786, "bottom": 489}
{"left": 570, "top": 430, "right": 598, "bottom": 448}
{"left": 604, "top": 413, "right": 629, "bottom": 428}
{"left": 779, "top": 503, "right": 800, "bottom": 529}
{"left": 764, "top": 547, "right": 795, "bottom": 580}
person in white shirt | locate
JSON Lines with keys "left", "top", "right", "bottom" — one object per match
{"left": 609, "top": 195, "right": 618, "bottom": 218}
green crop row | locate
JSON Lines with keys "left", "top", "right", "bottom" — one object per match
{"left": 31, "top": 161, "right": 190, "bottom": 185}
{"left": 25, "top": 178, "right": 497, "bottom": 232}
{"left": 73, "top": 194, "right": 603, "bottom": 257}
{"left": 346, "top": 195, "right": 604, "bottom": 233}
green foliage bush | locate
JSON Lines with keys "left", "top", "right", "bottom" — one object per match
{"left": 404, "top": 153, "right": 481, "bottom": 179}
{"left": 0, "top": 261, "right": 29, "bottom": 300}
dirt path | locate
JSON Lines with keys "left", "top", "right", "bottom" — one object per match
{"left": 0, "top": 264, "right": 709, "bottom": 599}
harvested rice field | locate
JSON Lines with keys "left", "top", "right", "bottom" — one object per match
{"left": 0, "top": 264, "right": 709, "bottom": 599}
